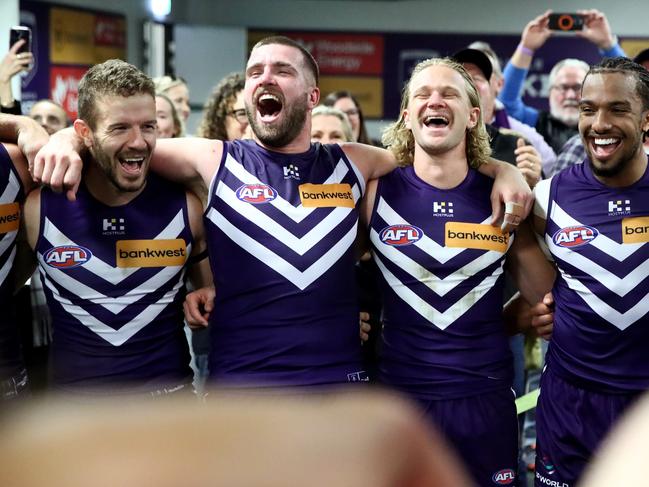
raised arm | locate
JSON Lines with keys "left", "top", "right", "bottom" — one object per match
{"left": 0, "top": 114, "right": 49, "bottom": 172}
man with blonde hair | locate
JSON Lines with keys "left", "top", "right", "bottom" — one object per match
{"left": 362, "top": 57, "right": 554, "bottom": 485}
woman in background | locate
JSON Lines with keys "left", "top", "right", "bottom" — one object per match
{"left": 196, "top": 72, "right": 247, "bottom": 141}
{"left": 323, "top": 90, "right": 374, "bottom": 145}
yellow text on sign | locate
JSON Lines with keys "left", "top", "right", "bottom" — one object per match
{"left": 622, "top": 216, "right": 649, "bottom": 244}
{"left": 116, "top": 239, "right": 187, "bottom": 268}
{"left": 299, "top": 183, "right": 354, "bottom": 208}
{"left": 445, "top": 222, "right": 509, "bottom": 252}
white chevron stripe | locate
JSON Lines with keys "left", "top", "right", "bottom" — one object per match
{"left": 373, "top": 252, "right": 504, "bottom": 330}
{"left": 548, "top": 202, "right": 645, "bottom": 261}
{"left": 41, "top": 210, "right": 187, "bottom": 285}
{"left": 0, "top": 170, "right": 19, "bottom": 203}
{"left": 376, "top": 197, "right": 494, "bottom": 264}
{"left": 207, "top": 207, "right": 357, "bottom": 290}
{"left": 0, "top": 246, "right": 16, "bottom": 289}
{"left": 37, "top": 246, "right": 190, "bottom": 314}
{"left": 216, "top": 181, "right": 356, "bottom": 256}
{"left": 561, "top": 272, "right": 649, "bottom": 331}
{"left": 550, "top": 240, "right": 649, "bottom": 297}
{"left": 222, "top": 154, "right": 357, "bottom": 222}
{"left": 41, "top": 268, "right": 186, "bottom": 346}
{"left": 533, "top": 178, "right": 551, "bottom": 219}
{"left": 370, "top": 228, "right": 511, "bottom": 297}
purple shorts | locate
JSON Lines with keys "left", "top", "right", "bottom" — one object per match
{"left": 415, "top": 388, "right": 519, "bottom": 486}
{"left": 535, "top": 368, "right": 640, "bottom": 487}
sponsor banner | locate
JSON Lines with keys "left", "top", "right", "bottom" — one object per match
{"left": 249, "top": 31, "right": 383, "bottom": 75}
{"left": 299, "top": 183, "right": 354, "bottom": 208}
{"left": 319, "top": 76, "right": 383, "bottom": 118}
{"left": 622, "top": 216, "right": 649, "bottom": 244}
{"left": 50, "top": 7, "right": 126, "bottom": 65}
{"left": 445, "top": 222, "right": 508, "bottom": 252}
{"left": 0, "top": 203, "right": 21, "bottom": 233}
{"left": 116, "top": 239, "right": 187, "bottom": 268}
{"left": 49, "top": 65, "right": 86, "bottom": 120}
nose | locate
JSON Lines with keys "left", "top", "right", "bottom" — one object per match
{"left": 127, "top": 127, "right": 147, "bottom": 149}
{"left": 426, "top": 90, "right": 445, "bottom": 107}
{"left": 591, "top": 110, "right": 612, "bottom": 133}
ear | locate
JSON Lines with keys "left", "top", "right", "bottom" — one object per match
{"left": 73, "top": 119, "right": 93, "bottom": 149}
{"left": 642, "top": 109, "right": 649, "bottom": 134}
{"left": 467, "top": 106, "right": 480, "bottom": 130}
{"left": 308, "top": 87, "right": 320, "bottom": 109}
{"left": 403, "top": 109, "right": 412, "bottom": 130}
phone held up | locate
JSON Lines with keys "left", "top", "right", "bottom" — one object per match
{"left": 548, "top": 13, "right": 584, "bottom": 31}
{"left": 9, "top": 25, "right": 32, "bottom": 53}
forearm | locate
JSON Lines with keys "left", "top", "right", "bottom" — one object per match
{"left": 500, "top": 62, "right": 539, "bottom": 126}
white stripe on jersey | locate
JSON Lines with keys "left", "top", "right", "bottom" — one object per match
{"left": 370, "top": 228, "right": 511, "bottom": 297}
{"left": 41, "top": 209, "right": 187, "bottom": 285}
{"left": 374, "top": 252, "right": 505, "bottom": 330}
{"left": 222, "top": 154, "right": 359, "bottom": 223}
{"left": 0, "top": 246, "right": 16, "bottom": 289}
{"left": 548, "top": 202, "right": 644, "bottom": 261}
{"left": 560, "top": 272, "right": 649, "bottom": 331}
{"left": 40, "top": 267, "right": 186, "bottom": 346}
{"left": 376, "top": 197, "right": 497, "bottom": 264}
{"left": 207, "top": 207, "right": 357, "bottom": 290}
{"left": 216, "top": 181, "right": 357, "bottom": 256}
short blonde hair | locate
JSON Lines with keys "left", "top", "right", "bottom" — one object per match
{"left": 382, "top": 57, "right": 491, "bottom": 168}
{"left": 312, "top": 105, "right": 354, "bottom": 142}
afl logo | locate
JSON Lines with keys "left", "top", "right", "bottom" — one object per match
{"left": 379, "top": 225, "right": 423, "bottom": 246}
{"left": 44, "top": 245, "right": 92, "bottom": 269}
{"left": 492, "top": 469, "right": 516, "bottom": 484}
{"left": 552, "top": 225, "right": 599, "bottom": 248}
{"left": 236, "top": 184, "right": 277, "bottom": 204}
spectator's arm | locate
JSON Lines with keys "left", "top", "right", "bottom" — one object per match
{"left": 500, "top": 62, "right": 540, "bottom": 126}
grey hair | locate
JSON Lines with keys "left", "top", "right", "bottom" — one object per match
{"left": 549, "top": 58, "right": 590, "bottom": 86}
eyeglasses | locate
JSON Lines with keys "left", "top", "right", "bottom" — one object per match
{"left": 228, "top": 109, "right": 248, "bottom": 124}
{"left": 552, "top": 84, "right": 582, "bottom": 94}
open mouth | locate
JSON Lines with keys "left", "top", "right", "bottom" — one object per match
{"left": 590, "top": 137, "right": 621, "bottom": 159}
{"left": 119, "top": 156, "right": 145, "bottom": 175}
{"left": 256, "top": 92, "right": 283, "bottom": 122}
{"left": 423, "top": 115, "right": 450, "bottom": 128}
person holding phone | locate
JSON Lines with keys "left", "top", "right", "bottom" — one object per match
{"left": 1, "top": 30, "right": 33, "bottom": 115}
{"left": 499, "top": 9, "right": 625, "bottom": 154}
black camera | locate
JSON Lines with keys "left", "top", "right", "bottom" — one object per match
{"left": 9, "top": 26, "right": 31, "bottom": 53}
{"left": 548, "top": 13, "right": 584, "bottom": 31}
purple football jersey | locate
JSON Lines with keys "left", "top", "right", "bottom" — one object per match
{"left": 0, "top": 144, "right": 25, "bottom": 380}
{"left": 35, "top": 174, "right": 192, "bottom": 392}
{"left": 537, "top": 157, "right": 649, "bottom": 392}
{"left": 370, "top": 166, "right": 513, "bottom": 399}
{"left": 205, "top": 140, "right": 366, "bottom": 386}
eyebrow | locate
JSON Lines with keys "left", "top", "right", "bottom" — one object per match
{"left": 246, "top": 61, "right": 297, "bottom": 73}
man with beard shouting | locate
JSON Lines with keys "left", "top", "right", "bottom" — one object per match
{"left": 34, "top": 37, "right": 532, "bottom": 389}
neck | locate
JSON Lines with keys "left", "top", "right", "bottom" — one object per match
{"left": 412, "top": 143, "right": 469, "bottom": 189}
{"left": 84, "top": 161, "right": 145, "bottom": 207}
{"left": 593, "top": 150, "right": 648, "bottom": 188}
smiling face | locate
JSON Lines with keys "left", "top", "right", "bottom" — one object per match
{"left": 579, "top": 72, "right": 649, "bottom": 184}
{"left": 404, "top": 64, "right": 479, "bottom": 159}
{"left": 166, "top": 82, "right": 190, "bottom": 121}
{"left": 311, "top": 114, "right": 350, "bottom": 144}
{"left": 155, "top": 95, "right": 178, "bottom": 139}
{"left": 82, "top": 93, "right": 157, "bottom": 194}
{"left": 550, "top": 65, "right": 587, "bottom": 127}
{"left": 244, "top": 43, "right": 319, "bottom": 149}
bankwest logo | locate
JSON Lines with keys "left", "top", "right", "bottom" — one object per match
{"left": 45, "top": 245, "right": 92, "bottom": 269}
{"left": 445, "top": 222, "right": 508, "bottom": 252}
{"left": 0, "top": 202, "right": 20, "bottom": 233}
{"left": 380, "top": 225, "right": 423, "bottom": 246}
{"left": 552, "top": 225, "right": 598, "bottom": 248}
{"left": 622, "top": 216, "right": 649, "bottom": 244}
{"left": 116, "top": 239, "right": 187, "bottom": 268}
{"left": 299, "top": 183, "right": 354, "bottom": 208}
{"left": 236, "top": 184, "right": 277, "bottom": 204}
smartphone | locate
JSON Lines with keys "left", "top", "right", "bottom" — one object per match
{"left": 548, "top": 13, "right": 584, "bottom": 31}
{"left": 9, "top": 26, "right": 31, "bottom": 53}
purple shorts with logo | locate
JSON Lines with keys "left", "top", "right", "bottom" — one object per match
{"left": 535, "top": 368, "right": 640, "bottom": 487}
{"left": 415, "top": 388, "right": 519, "bottom": 486}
